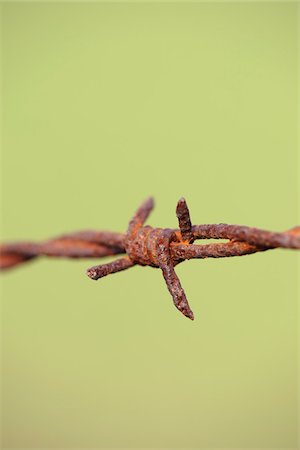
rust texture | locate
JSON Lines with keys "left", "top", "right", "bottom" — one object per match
{"left": 1, "top": 197, "right": 300, "bottom": 320}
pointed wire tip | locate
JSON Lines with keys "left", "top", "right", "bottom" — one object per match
{"left": 177, "top": 197, "right": 186, "bottom": 206}
{"left": 176, "top": 305, "right": 194, "bottom": 320}
{"left": 86, "top": 268, "right": 98, "bottom": 280}
{"left": 145, "top": 197, "right": 155, "bottom": 208}
{"left": 186, "top": 310, "right": 195, "bottom": 321}
{"left": 176, "top": 197, "right": 188, "bottom": 213}
{"left": 138, "top": 197, "right": 155, "bottom": 215}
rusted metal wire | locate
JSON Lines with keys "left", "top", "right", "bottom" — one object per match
{"left": 1, "top": 197, "right": 300, "bottom": 320}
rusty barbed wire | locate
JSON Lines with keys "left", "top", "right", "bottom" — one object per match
{"left": 1, "top": 197, "right": 300, "bottom": 320}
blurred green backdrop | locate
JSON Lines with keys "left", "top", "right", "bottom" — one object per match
{"left": 1, "top": 2, "right": 298, "bottom": 449}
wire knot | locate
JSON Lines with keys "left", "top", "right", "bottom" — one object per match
{"left": 125, "top": 226, "right": 181, "bottom": 267}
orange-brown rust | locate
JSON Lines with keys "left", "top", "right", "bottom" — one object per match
{"left": 125, "top": 226, "right": 181, "bottom": 267}
{"left": 1, "top": 197, "right": 300, "bottom": 320}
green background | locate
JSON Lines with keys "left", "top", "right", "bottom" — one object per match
{"left": 1, "top": 2, "right": 299, "bottom": 448}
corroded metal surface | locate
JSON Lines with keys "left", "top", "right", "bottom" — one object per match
{"left": 1, "top": 197, "right": 300, "bottom": 320}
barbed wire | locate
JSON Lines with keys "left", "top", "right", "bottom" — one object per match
{"left": 1, "top": 197, "right": 300, "bottom": 320}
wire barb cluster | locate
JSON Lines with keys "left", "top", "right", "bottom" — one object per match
{"left": 1, "top": 197, "right": 300, "bottom": 320}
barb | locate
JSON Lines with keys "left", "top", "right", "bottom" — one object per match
{"left": 1, "top": 197, "right": 300, "bottom": 320}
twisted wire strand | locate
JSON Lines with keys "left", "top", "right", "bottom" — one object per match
{"left": 1, "top": 225, "right": 300, "bottom": 270}
{"left": 0, "top": 236, "right": 125, "bottom": 270}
